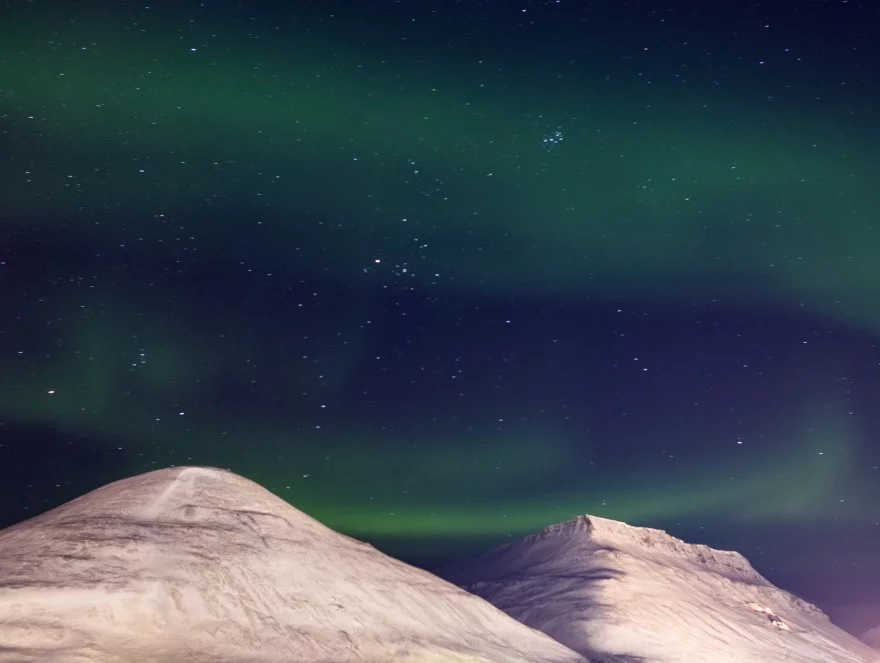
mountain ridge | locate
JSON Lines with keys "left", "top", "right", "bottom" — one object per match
{"left": 519, "top": 513, "right": 772, "bottom": 587}
{"left": 441, "top": 513, "right": 876, "bottom": 662}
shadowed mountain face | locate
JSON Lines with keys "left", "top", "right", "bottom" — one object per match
{"left": 440, "top": 515, "right": 880, "bottom": 663}
{"left": 0, "top": 466, "right": 586, "bottom": 663}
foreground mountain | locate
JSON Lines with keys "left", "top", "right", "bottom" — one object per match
{"left": 0, "top": 466, "right": 586, "bottom": 663}
{"left": 440, "top": 515, "right": 879, "bottom": 663}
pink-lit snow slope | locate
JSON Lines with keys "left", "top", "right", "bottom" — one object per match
{"left": 0, "top": 466, "right": 587, "bottom": 663}
{"left": 442, "top": 514, "right": 880, "bottom": 663}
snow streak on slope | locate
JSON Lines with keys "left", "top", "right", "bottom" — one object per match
{"left": 441, "top": 515, "right": 880, "bottom": 663}
{"left": 0, "top": 467, "right": 587, "bottom": 663}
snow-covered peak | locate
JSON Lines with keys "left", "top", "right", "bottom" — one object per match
{"left": 9, "top": 465, "right": 322, "bottom": 526}
{"left": 442, "top": 514, "right": 879, "bottom": 663}
{"left": 0, "top": 466, "right": 587, "bottom": 663}
{"left": 523, "top": 514, "right": 766, "bottom": 585}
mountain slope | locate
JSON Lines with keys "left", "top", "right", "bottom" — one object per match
{"left": 441, "top": 515, "right": 879, "bottom": 663}
{"left": 0, "top": 466, "right": 587, "bottom": 663}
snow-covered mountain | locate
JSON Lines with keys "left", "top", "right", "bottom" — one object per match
{"left": 0, "top": 466, "right": 586, "bottom": 663}
{"left": 440, "top": 514, "right": 880, "bottom": 663}
{"left": 4, "top": 468, "right": 876, "bottom": 663}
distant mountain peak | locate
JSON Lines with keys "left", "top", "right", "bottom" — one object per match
{"left": 524, "top": 514, "right": 597, "bottom": 540}
{"left": 527, "top": 512, "right": 693, "bottom": 548}
{"left": 519, "top": 513, "right": 764, "bottom": 584}
{"left": 442, "top": 514, "right": 877, "bottom": 663}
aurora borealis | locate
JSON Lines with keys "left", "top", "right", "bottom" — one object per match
{"left": 1, "top": 0, "right": 879, "bottom": 610}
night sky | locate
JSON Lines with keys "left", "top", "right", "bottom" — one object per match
{"left": 2, "top": 0, "right": 879, "bottom": 613}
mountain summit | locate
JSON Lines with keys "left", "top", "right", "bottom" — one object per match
{"left": 441, "top": 514, "right": 879, "bottom": 663}
{"left": 0, "top": 466, "right": 585, "bottom": 663}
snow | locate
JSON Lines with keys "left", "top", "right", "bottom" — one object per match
{"left": 440, "top": 514, "right": 880, "bottom": 663}
{"left": 0, "top": 466, "right": 587, "bottom": 663}
{"left": 4, "top": 468, "right": 877, "bottom": 663}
